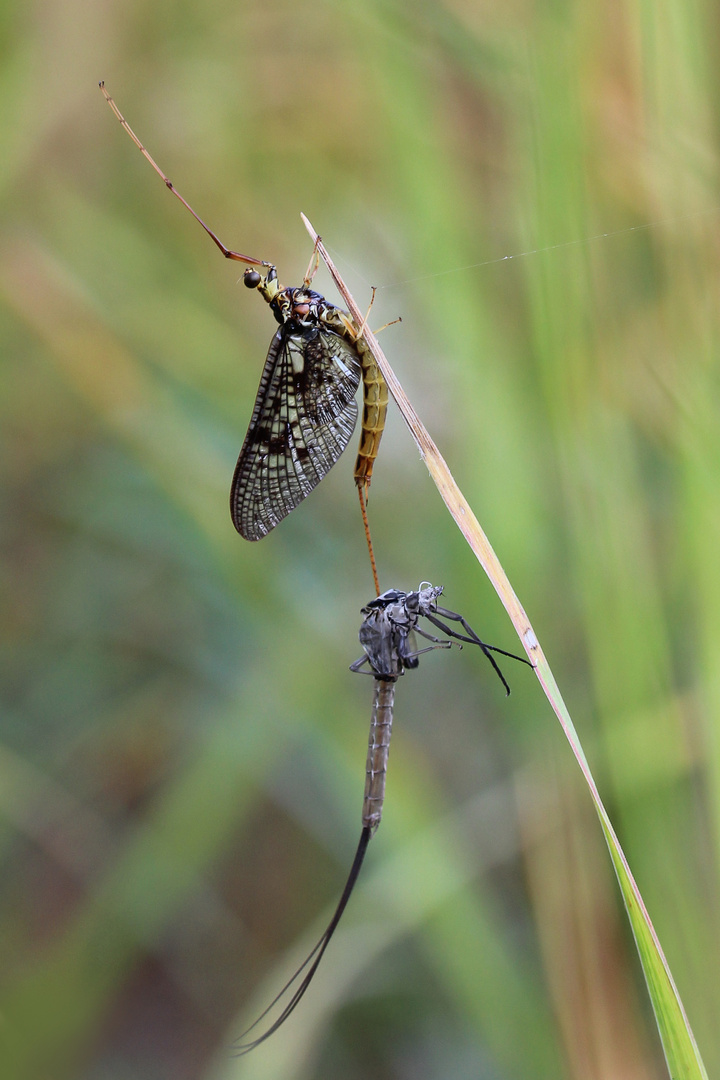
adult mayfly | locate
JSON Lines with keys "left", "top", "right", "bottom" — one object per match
{"left": 236, "top": 584, "right": 532, "bottom": 1052}
{"left": 100, "top": 84, "right": 387, "bottom": 586}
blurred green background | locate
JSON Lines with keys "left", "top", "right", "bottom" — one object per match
{"left": 1, "top": 1, "right": 719, "bottom": 1078}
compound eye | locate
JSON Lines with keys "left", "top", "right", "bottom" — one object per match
{"left": 244, "top": 269, "right": 262, "bottom": 288}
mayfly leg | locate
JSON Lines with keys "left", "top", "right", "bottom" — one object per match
{"left": 99, "top": 83, "right": 266, "bottom": 268}
{"left": 302, "top": 240, "right": 321, "bottom": 287}
{"left": 421, "top": 608, "right": 534, "bottom": 696}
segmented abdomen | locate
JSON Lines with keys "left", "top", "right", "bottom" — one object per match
{"left": 362, "top": 678, "right": 396, "bottom": 831}
{"left": 353, "top": 337, "right": 388, "bottom": 493}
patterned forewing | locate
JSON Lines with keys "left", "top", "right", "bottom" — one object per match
{"left": 230, "top": 324, "right": 361, "bottom": 540}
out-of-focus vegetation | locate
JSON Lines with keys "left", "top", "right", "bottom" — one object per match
{"left": 1, "top": 2, "right": 719, "bottom": 1078}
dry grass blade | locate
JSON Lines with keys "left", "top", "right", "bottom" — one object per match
{"left": 301, "top": 214, "right": 708, "bottom": 1080}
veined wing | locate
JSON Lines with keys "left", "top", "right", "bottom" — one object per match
{"left": 230, "top": 323, "right": 362, "bottom": 540}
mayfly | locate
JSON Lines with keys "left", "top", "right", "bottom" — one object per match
{"left": 235, "top": 584, "right": 533, "bottom": 1052}
{"left": 100, "top": 84, "right": 387, "bottom": 590}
